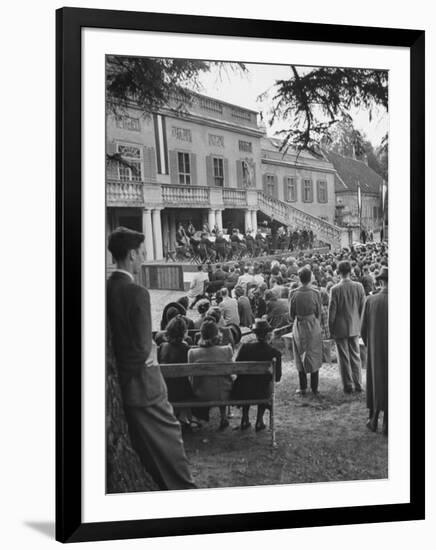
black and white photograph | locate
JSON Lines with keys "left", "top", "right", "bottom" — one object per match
{"left": 105, "top": 56, "right": 390, "bottom": 493}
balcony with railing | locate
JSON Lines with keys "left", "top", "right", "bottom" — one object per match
{"left": 222, "top": 188, "right": 247, "bottom": 207}
{"left": 161, "top": 185, "right": 210, "bottom": 206}
{"left": 107, "top": 178, "right": 145, "bottom": 206}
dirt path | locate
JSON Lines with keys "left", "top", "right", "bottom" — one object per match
{"left": 149, "top": 290, "right": 388, "bottom": 488}
{"left": 183, "top": 362, "right": 388, "bottom": 488}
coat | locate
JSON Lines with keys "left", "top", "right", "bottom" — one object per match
{"left": 361, "top": 288, "right": 388, "bottom": 412}
{"left": 231, "top": 341, "right": 282, "bottom": 403}
{"left": 157, "top": 342, "right": 195, "bottom": 402}
{"left": 289, "top": 285, "right": 323, "bottom": 374}
{"left": 107, "top": 272, "right": 167, "bottom": 407}
{"left": 237, "top": 296, "right": 254, "bottom": 328}
{"left": 328, "top": 279, "right": 366, "bottom": 339}
{"left": 187, "top": 345, "right": 234, "bottom": 402}
{"left": 266, "top": 298, "right": 289, "bottom": 329}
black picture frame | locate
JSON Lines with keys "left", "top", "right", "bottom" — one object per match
{"left": 56, "top": 7, "right": 425, "bottom": 543}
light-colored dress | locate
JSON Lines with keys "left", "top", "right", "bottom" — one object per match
{"left": 289, "top": 285, "right": 323, "bottom": 374}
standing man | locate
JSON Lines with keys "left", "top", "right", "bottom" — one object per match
{"left": 329, "top": 260, "right": 366, "bottom": 393}
{"left": 107, "top": 227, "right": 196, "bottom": 490}
{"left": 361, "top": 267, "right": 388, "bottom": 435}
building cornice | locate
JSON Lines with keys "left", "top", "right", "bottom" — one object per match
{"left": 160, "top": 108, "right": 264, "bottom": 138}
{"left": 260, "top": 157, "right": 336, "bottom": 174}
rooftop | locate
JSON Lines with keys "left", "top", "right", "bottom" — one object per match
{"left": 322, "top": 150, "right": 383, "bottom": 194}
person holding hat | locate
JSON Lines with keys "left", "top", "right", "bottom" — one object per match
{"left": 231, "top": 319, "right": 282, "bottom": 431}
{"left": 361, "top": 266, "right": 388, "bottom": 435}
{"left": 188, "top": 319, "right": 234, "bottom": 430}
{"left": 289, "top": 266, "right": 323, "bottom": 395}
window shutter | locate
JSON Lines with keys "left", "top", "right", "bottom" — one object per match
{"left": 190, "top": 153, "right": 197, "bottom": 185}
{"left": 206, "top": 155, "right": 213, "bottom": 186}
{"left": 236, "top": 160, "right": 244, "bottom": 188}
{"left": 301, "top": 179, "right": 306, "bottom": 202}
{"left": 262, "top": 173, "right": 268, "bottom": 193}
{"left": 273, "top": 175, "right": 278, "bottom": 199}
{"left": 169, "top": 150, "right": 179, "bottom": 185}
{"left": 107, "top": 142, "right": 117, "bottom": 156}
{"left": 316, "top": 180, "right": 321, "bottom": 203}
{"left": 283, "top": 176, "right": 288, "bottom": 201}
{"left": 223, "top": 158, "right": 229, "bottom": 187}
{"left": 310, "top": 180, "right": 314, "bottom": 202}
{"left": 143, "top": 146, "right": 157, "bottom": 182}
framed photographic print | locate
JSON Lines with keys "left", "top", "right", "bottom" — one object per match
{"left": 56, "top": 7, "right": 425, "bottom": 543}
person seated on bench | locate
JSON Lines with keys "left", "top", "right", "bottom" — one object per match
{"left": 193, "top": 307, "right": 237, "bottom": 349}
{"left": 176, "top": 296, "right": 195, "bottom": 329}
{"left": 188, "top": 319, "right": 234, "bottom": 430}
{"left": 157, "top": 315, "right": 197, "bottom": 431}
{"left": 155, "top": 302, "right": 194, "bottom": 346}
{"left": 231, "top": 319, "right": 282, "bottom": 432}
{"left": 193, "top": 298, "right": 211, "bottom": 329}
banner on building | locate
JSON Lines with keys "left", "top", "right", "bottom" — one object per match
{"left": 153, "top": 114, "right": 169, "bottom": 175}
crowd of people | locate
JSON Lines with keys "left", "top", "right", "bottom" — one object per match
{"left": 107, "top": 226, "right": 388, "bottom": 491}
{"left": 174, "top": 219, "right": 320, "bottom": 262}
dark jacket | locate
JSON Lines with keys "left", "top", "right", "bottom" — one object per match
{"left": 107, "top": 272, "right": 167, "bottom": 407}
{"left": 158, "top": 341, "right": 195, "bottom": 402}
{"left": 231, "top": 341, "right": 282, "bottom": 402}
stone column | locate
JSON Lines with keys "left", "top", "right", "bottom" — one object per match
{"left": 169, "top": 212, "right": 176, "bottom": 248}
{"left": 215, "top": 209, "right": 223, "bottom": 231}
{"left": 142, "top": 208, "right": 154, "bottom": 262}
{"left": 208, "top": 209, "right": 216, "bottom": 231}
{"left": 250, "top": 209, "right": 258, "bottom": 233}
{"left": 161, "top": 211, "right": 169, "bottom": 253}
{"left": 244, "top": 209, "right": 252, "bottom": 232}
{"left": 152, "top": 208, "right": 163, "bottom": 260}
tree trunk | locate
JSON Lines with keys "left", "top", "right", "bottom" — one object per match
{"left": 106, "top": 325, "right": 159, "bottom": 493}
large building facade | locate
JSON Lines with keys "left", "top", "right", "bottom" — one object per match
{"left": 106, "top": 91, "right": 343, "bottom": 264}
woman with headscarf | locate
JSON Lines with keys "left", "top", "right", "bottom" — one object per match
{"left": 188, "top": 319, "right": 234, "bottom": 430}
{"left": 289, "top": 266, "right": 323, "bottom": 395}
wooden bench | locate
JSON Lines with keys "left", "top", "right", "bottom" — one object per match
{"left": 159, "top": 360, "right": 278, "bottom": 447}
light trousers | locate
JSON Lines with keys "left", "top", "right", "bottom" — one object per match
{"left": 335, "top": 336, "right": 363, "bottom": 392}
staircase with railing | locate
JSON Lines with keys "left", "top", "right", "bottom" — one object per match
{"left": 256, "top": 190, "right": 342, "bottom": 249}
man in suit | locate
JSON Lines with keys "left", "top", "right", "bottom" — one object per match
{"left": 329, "top": 260, "right": 366, "bottom": 393}
{"left": 107, "top": 227, "right": 196, "bottom": 490}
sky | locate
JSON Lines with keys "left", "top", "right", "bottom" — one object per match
{"left": 191, "top": 62, "right": 388, "bottom": 148}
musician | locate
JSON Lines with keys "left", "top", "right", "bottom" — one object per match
{"left": 215, "top": 231, "right": 229, "bottom": 262}
{"left": 245, "top": 229, "right": 256, "bottom": 256}
{"left": 230, "top": 229, "right": 245, "bottom": 258}
{"left": 176, "top": 222, "right": 188, "bottom": 247}
{"left": 199, "top": 232, "right": 216, "bottom": 262}
{"left": 255, "top": 228, "right": 268, "bottom": 255}
{"left": 187, "top": 220, "right": 196, "bottom": 238}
